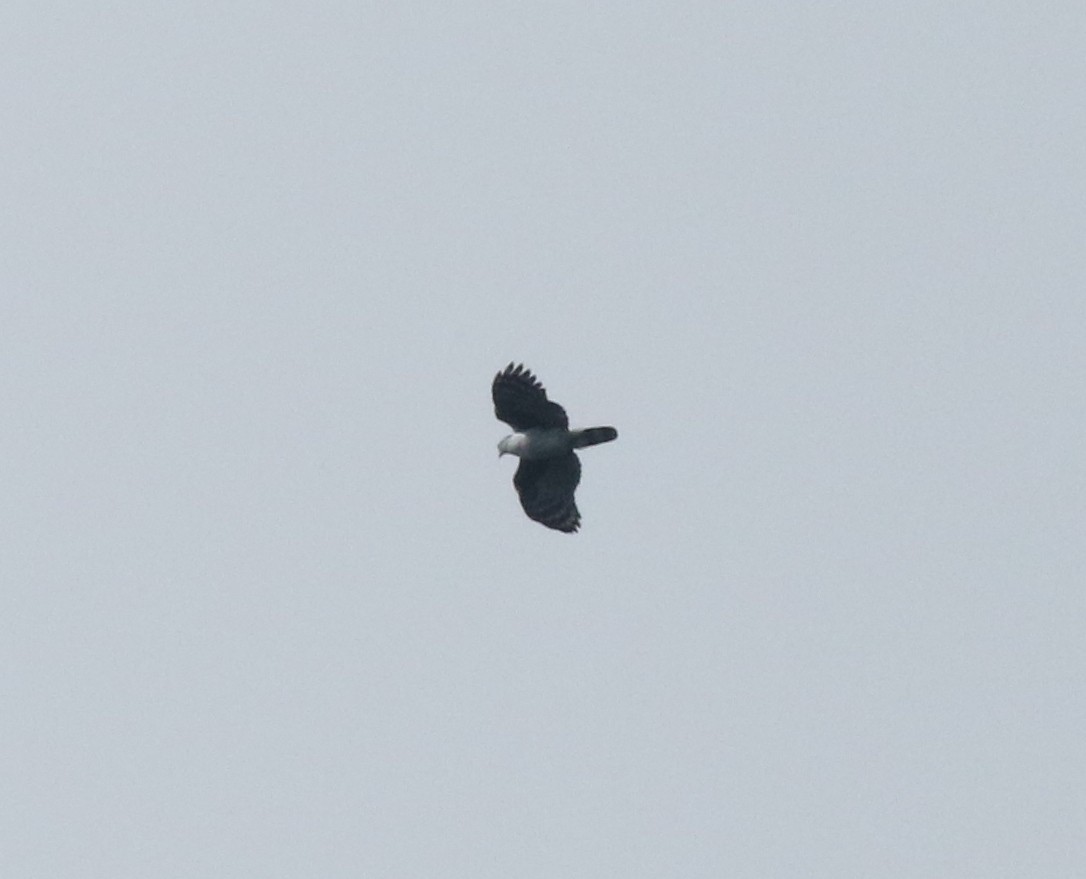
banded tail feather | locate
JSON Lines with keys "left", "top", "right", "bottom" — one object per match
{"left": 572, "top": 427, "right": 618, "bottom": 449}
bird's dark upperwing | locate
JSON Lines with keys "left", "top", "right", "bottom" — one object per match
{"left": 513, "top": 453, "right": 581, "bottom": 533}
{"left": 492, "top": 363, "right": 569, "bottom": 430}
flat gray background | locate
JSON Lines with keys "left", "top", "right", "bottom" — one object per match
{"left": 3, "top": 3, "right": 1083, "bottom": 876}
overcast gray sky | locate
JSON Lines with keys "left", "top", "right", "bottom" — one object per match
{"left": 3, "top": 2, "right": 1084, "bottom": 877}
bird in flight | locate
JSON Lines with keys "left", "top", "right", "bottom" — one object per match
{"left": 493, "top": 363, "right": 617, "bottom": 532}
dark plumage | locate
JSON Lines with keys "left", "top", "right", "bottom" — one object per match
{"left": 492, "top": 363, "right": 617, "bottom": 533}
{"left": 492, "top": 362, "right": 569, "bottom": 430}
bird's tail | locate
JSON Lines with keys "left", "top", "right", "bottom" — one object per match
{"left": 571, "top": 426, "right": 618, "bottom": 449}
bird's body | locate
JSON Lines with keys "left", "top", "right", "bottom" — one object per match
{"left": 492, "top": 363, "right": 617, "bottom": 532}
{"left": 497, "top": 429, "right": 572, "bottom": 459}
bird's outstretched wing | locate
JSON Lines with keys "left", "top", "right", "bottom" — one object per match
{"left": 493, "top": 363, "right": 569, "bottom": 430}
{"left": 513, "top": 453, "right": 581, "bottom": 533}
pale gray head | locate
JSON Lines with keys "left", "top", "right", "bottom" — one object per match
{"left": 497, "top": 433, "right": 525, "bottom": 458}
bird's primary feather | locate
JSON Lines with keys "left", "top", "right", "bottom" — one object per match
{"left": 492, "top": 362, "right": 569, "bottom": 431}
{"left": 514, "top": 454, "right": 582, "bottom": 533}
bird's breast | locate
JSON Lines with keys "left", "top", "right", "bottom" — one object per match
{"left": 516, "top": 428, "right": 573, "bottom": 460}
